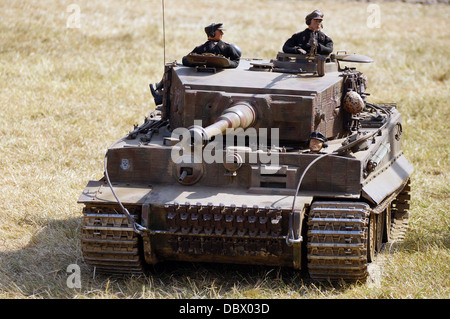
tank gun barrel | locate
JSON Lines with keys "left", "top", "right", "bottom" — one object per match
{"left": 189, "top": 102, "right": 256, "bottom": 144}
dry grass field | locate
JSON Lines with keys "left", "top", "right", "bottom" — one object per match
{"left": 0, "top": 0, "right": 448, "bottom": 299}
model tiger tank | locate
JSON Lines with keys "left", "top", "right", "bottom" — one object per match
{"left": 78, "top": 49, "right": 413, "bottom": 282}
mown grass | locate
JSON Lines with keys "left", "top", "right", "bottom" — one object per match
{"left": 0, "top": 0, "right": 448, "bottom": 299}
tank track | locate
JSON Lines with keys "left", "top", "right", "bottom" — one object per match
{"left": 306, "top": 180, "right": 411, "bottom": 282}
{"left": 389, "top": 180, "right": 411, "bottom": 242}
{"left": 307, "top": 201, "right": 371, "bottom": 282}
{"left": 81, "top": 205, "right": 146, "bottom": 275}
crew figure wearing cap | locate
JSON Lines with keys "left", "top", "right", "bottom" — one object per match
{"left": 151, "top": 23, "right": 241, "bottom": 105}
{"left": 283, "top": 10, "right": 333, "bottom": 56}
{"left": 182, "top": 23, "right": 242, "bottom": 68}
{"left": 307, "top": 131, "right": 328, "bottom": 154}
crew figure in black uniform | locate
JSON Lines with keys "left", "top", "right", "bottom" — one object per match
{"left": 182, "top": 22, "right": 241, "bottom": 68}
{"left": 283, "top": 9, "right": 333, "bottom": 56}
{"left": 151, "top": 23, "right": 241, "bottom": 106}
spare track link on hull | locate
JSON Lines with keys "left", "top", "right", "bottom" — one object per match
{"left": 307, "top": 201, "right": 371, "bottom": 282}
{"left": 81, "top": 205, "right": 146, "bottom": 275}
{"left": 165, "top": 202, "right": 286, "bottom": 257}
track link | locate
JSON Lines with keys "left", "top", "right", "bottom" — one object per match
{"left": 389, "top": 180, "right": 411, "bottom": 242}
{"left": 307, "top": 201, "right": 371, "bottom": 282}
{"left": 81, "top": 205, "right": 146, "bottom": 275}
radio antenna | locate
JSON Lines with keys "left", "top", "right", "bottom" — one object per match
{"left": 162, "top": 0, "right": 166, "bottom": 65}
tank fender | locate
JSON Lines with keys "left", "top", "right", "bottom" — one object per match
{"left": 362, "top": 154, "right": 413, "bottom": 205}
{"left": 77, "top": 180, "right": 152, "bottom": 205}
